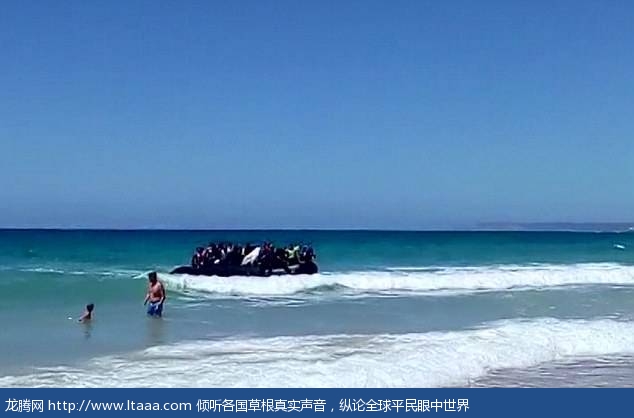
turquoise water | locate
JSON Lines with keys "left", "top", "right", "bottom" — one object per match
{"left": 2, "top": 229, "right": 634, "bottom": 387}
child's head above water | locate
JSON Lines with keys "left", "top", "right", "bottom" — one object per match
{"left": 79, "top": 303, "right": 94, "bottom": 322}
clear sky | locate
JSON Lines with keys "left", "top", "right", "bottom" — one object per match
{"left": 1, "top": 0, "right": 633, "bottom": 229}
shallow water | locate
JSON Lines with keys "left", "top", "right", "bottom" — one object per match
{"left": 1, "top": 229, "right": 634, "bottom": 387}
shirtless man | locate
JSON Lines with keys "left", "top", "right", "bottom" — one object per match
{"left": 144, "top": 271, "right": 166, "bottom": 317}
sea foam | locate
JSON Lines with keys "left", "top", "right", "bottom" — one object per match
{"left": 3, "top": 317, "right": 634, "bottom": 387}
{"left": 160, "top": 263, "right": 634, "bottom": 298}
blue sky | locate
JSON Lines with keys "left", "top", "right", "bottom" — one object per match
{"left": 1, "top": 0, "right": 633, "bottom": 229}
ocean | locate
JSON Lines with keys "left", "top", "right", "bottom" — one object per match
{"left": 1, "top": 229, "right": 634, "bottom": 388}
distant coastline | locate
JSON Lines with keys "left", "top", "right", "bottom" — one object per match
{"left": 475, "top": 223, "right": 634, "bottom": 233}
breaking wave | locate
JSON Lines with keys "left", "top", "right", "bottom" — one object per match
{"left": 3, "top": 317, "right": 634, "bottom": 387}
{"left": 160, "top": 263, "right": 634, "bottom": 298}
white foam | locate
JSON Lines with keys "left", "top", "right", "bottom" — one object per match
{"left": 3, "top": 317, "right": 634, "bottom": 388}
{"left": 16, "top": 267, "right": 143, "bottom": 278}
{"left": 20, "top": 267, "right": 67, "bottom": 274}
{"left": 160, "top": 263, "right": 634, "bottom": 298}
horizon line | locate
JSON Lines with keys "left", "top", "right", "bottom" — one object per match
{"left": 0, "top": 223, "right": 632, "bottom": 233}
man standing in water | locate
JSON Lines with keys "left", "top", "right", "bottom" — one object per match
{"left": 144, "top": 271, "right": 166, "bottom": 317}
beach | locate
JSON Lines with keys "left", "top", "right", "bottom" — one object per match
{"left": 1, "top": 229, "right": 634, "bottom": 387}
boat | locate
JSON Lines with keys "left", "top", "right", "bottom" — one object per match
{"left": 170, "top": 261, "right": 318, "bottom": 277}
{"left": 169, "top": 242, "right": 319, "bottom": 277}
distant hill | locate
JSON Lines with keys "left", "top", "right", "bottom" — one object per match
{"left": 475, "top": 223, "right": 634, "bottom": 232}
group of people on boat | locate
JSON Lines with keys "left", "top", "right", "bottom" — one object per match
{"left": 190, "top": 241, "right": 316, "bottom": 272}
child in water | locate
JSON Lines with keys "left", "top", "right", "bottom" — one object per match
{"left": 78, "top": 303, "right": 94, "bottom": 322}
